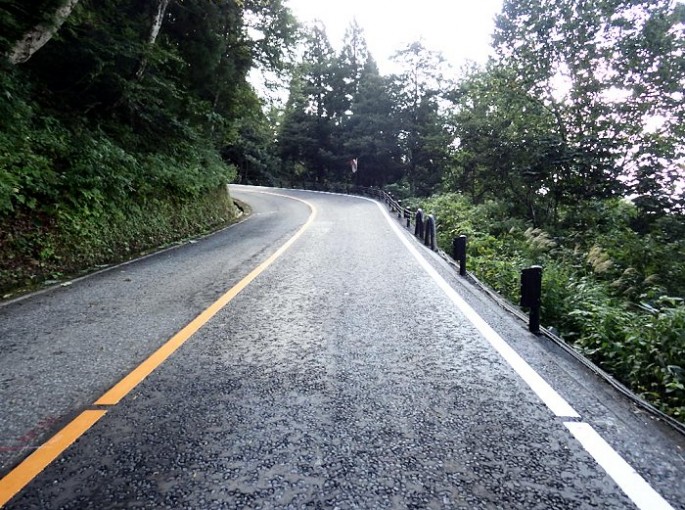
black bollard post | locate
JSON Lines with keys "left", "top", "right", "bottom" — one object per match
{"left": 424, "top": 214, "right": 436, "bottom": 250}
{"left": 429, "top": 215, "right": 436, "bottom": 250}
{"left": 397, "top": 200, "right": 402, "bottom": 219}
{"left": 453, "top": 235, "right": 467, "bottom": 276}
{"left": 520, "top": 266, "right": 543, "bottom": 335}
{"left": 415, "top": 209, "right": 424, "bottom": 238}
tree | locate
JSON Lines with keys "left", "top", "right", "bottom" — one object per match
{"left": 390, "top": 41, "right": 453, "bottom": 195}
{"left": 243, "top": 0, "right": 298, "bottom": 73}
{"left": 222, "top": 87, "right": 280, "bottom": 185}
{"left": 328, "top": 19, "right": 369, "bottom": 122}
{"left": 134, "top": 0, "right": 171, "bottom": 80}
{"left": 278, "top": 23, "right": 339, "bottom": 185}
{"left": 343, "top": 58, "right": 403, "bottom": 187}
{"left": 445, "top": 63, "right": 570, "bottom": 225}
{"left": 493, "top": 0, "right": 685, "bottom": 219}
{"left": 0, "top": 0, "right": 298, "bottom": 213}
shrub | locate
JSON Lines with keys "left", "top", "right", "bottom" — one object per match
{"left": 420, "top": 191, "right": 685, "bottom": 420}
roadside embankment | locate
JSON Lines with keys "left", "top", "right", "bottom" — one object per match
{"left": 0, "top": 186, "right": 239, "bottom": 299}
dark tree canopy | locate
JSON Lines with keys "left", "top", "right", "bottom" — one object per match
{"left": 0, "top": 0, "right": 297, "bottom": 213}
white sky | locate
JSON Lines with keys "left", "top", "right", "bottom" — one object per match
{"left": 286, "top": 0, "right": 505, "bottom": 75}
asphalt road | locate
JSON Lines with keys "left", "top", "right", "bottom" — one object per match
{"left": 0, "top": 186, "right": 684, "bottom": 509}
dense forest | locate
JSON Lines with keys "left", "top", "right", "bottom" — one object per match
{"left": 0, "top": 1, "right": 683, "bottom": 419}
{"left": 0, "top": 0, "right": 296, "bottom": 291}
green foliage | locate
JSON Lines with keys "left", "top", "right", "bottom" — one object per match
{"left": 0, "top": 67, "right": 67, "bottom": 212}
{"left": 0, "top": 0, "right": 65, "bottom": 52}
{"left": 277, "top": 24, "right": 342, "bottom": 186}
{"left": 384, "top": 180, "right": 412, "bottom": 202}
{"left": 389, "top": 41, "right": 454, "bottom": 196}
{"left": 570, "top": 299, "right": 685, "bottom": 420}
{"left": 422, "top": 192, "right": 685, "bottom": 419}
{"left": 435, "top": 0, "right": 685, "bottom": 420}
{"left": 1, "top": 0, "right": 295, "bottom": 293}
{"left": 444, "top": 64, "right": 567, "bottom": 222}
{"left": 277, "top": 28, "right": 453, "bottom": 193}
{"left": 491, "top": 0, "right": 685, "bottom": 220}
{"left": 342, "top": 58, "right": 403, "bottom": 188}
{"left": 1, "top": 186, "right": 235, "bottom": 294}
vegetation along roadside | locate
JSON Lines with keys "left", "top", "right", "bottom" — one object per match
{"left": 407, "top": 192, "right": 685, "bottom": 422}
{"left": 0, "top": 0, "right": 295, "bottom": 296}
{"left": 1, "top": 1, "right": 683, "bottom": 422}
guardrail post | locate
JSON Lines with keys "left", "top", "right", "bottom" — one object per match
{"left": 453, "top": 235, "right": 467, "bottom": 276}
{"left": 405, "top": 209, "right": 411, "bottom": 229}
{"left": 424, "top": 214, "right": 436, "bottom": 250}
{"left": 430, "top": 215, "right": 436, "bottom": 250}
{"left": 520, "top": 266, "right": 542, "bottom": 335}
{"left": 415, "top": 209, "right": 424, "bottom": 238}
{"left": 397, "top": 200, "right": 402, "bottom": 219}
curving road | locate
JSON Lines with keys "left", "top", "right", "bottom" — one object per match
{"left": 0, "top": 186, "right": 683, "bottom": 509}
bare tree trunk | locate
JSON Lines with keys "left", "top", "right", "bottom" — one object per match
{"left": 135, "top": 0, "right": 171, "bottom": 80}
{"left": 7, "top": 0, "right": 81, "bottom": 65}
{"left": 147, "top": 0, "right": 170, "bottom": 45}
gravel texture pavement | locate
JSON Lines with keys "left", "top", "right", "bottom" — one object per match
{"left": 1, "top": 186, "right": 683, "bottom": 509}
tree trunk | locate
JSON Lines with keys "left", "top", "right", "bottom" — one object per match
{"left": 135, "top": 0, "right": 171, "bottom": 80}
{"left": 147, "top": 0, "right": 170, "bottom": 46}
{"left": 7, "top": 0, "right": 81, "bottom": 65}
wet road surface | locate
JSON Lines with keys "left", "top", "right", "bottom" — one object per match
{"left": 1, "top": 186, "right": 684, "bottom": 509}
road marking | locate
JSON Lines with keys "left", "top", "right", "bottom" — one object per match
{"left": 0, "top": 411, "right": 107, "bottom": 507}
{"left": 565, "top": 422, "right": 675, "bottom": 510}
{"left": 373, "top": 201, "right": 579, "bottom": 418}
{"left": 371, "top": 198, "right": 675, "bottom": 510}
{"left": 0, "top": 190, "right": 316, "bottom": 507}
{"left": 97, "top": 191, "right": 316, "bottom": 405}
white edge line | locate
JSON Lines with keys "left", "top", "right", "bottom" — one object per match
{"left": 369, "top": 198, "right": 580, "bottom": 419}
{"left": 235, "top": 187, "right": 675, "bottom": 510}
{"left": 0, "top": 199, "right": 252, "bottom": 309}
{"left": 565, "top": 422, "right": 675, "bottom": 510}
{"left": 362, "top": 193, "right": 674, "bottom": 510}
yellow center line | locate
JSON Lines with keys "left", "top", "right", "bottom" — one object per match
{"left": 96, "top": 193, "right": 316, "bottom": 405}
{"left": 0, "top": 411, "right": 107, "bottom": 507}
{"left": 0, "top": 190, "right": 316, "bottom": 508}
